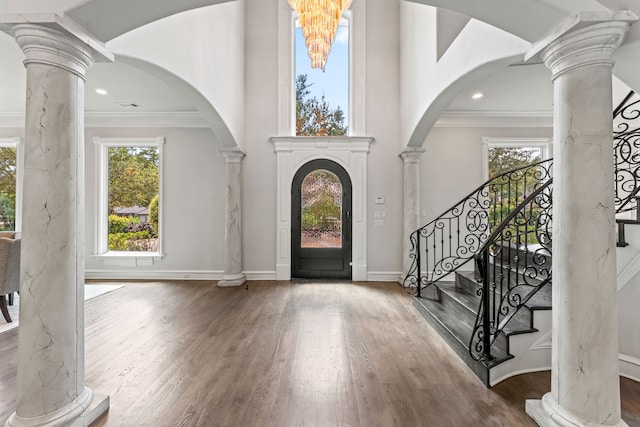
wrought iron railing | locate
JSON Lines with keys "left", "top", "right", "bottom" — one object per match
{"left": 614, "top": 91, "right": 640, "bottom": 215}
{"left": 469, "top": 180, "right": 553, "bottom": 361}
{"left": 402, "top": 159, "right": 553, "bottom": 297}
{"left": 467, "top": 91, "right": 640, "bottom": 361}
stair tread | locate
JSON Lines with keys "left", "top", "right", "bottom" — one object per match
{"left": 456, "top": 270, "right": 552, "bottom": 310}
{"left": 437, "top": 281, "right": 480, "bottom": 312}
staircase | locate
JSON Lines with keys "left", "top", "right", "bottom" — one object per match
{"left": 403, "top": 91, "right": 640, "bottom": 387}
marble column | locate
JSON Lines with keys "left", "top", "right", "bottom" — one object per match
{"left": 219, "top": 150, "right": 247, "bottom": 287}
{"left": 524, "top": 12, "right": 637, "bottom": 427}
{"left": 399, "top": 149, "right": 424, "bottom": 283}
{"left": 0, "top": 16, "right": 112, "bottom": 427}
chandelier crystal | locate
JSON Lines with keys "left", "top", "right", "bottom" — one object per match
{"left": 288, "top": 0, "right": 352, "bottom": 71}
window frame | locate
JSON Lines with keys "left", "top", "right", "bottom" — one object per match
{"left": 482, "top": 137, "right": 552, "bottom": 180}
{"left": 0, "top": 137, "right": 23, "bottom": 235}
{"left": 278, "top": 0, "right": 365, "bottom": 137}
{"left": 93, "top": 136, "right": 165, "bottom": 260}
{"left": 293, "top": 12, "right": 352, "bottom": 136}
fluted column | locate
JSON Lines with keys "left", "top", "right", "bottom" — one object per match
{"left": 399, "top": 149, "right": 424, "bottom": 283}
{"left": 219, "top": 150, "right": 247, "bottom": 287}
{"left": 524, "top": 12, "right": 637, "bottom": 427}
{"left": 1, "top": 16, "right": 112, "bottom": 427}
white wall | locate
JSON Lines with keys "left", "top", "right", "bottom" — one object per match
{"left": 400, "top": 2, "right": 435, "bottom": 150}
{"left": 399, "top": 2, "right": 531, "bottom": 148}
{"left": 419, "top": 126, "right": 552, "bottom": 221}
{"left": 84, "top": 127, "right": 227, "bottom": 277}
{"left": 241, "top": 0, "right": 405, "bottom": 279}
{"left": 619, "top": 270, "right": 640, "bottom": 352}
{"left": 365, "top": 0, "right": 403, "bottom": 276}
{"left": 106, "top": 2, "right": 245, "bottom": 149}
{"left": 242, "top": 0, "right": 279, "bottom": 276}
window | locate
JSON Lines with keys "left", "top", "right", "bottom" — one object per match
{"left": 482, "top": 137, "right": 552, "bottom": 244}
{"left": 0, "top": 138, "right": 22, "bottom": 234}
{"left": 301, "top": 169, "right": 343, "bottom": 248}
{"left": 294, "top": 14, "right": 350, "bottom": 136}
{"left": 482, "top": 138, "right": 552, "bottom": 180}
{"left": 95, "top": 137, "right": 164, "bottom": 257}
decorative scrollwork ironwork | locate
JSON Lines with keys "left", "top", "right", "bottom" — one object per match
{"left": 614, "top": 91, "right": 640, "bottom": 215}
{"left": 465, "top": 91, "right": 640, "bottom": 362}
{"left": 402, "top": 159, "right": 553, "bottom": 297}
{"left": 469, "top": 181, "right": 553, "bottom": 361}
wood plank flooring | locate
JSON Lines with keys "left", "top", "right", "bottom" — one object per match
{"left": 0, "top": 280, "right": 638, "bottom": 426}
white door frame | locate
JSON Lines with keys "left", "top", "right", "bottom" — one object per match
{"left": 271, "top": 136, "right": 373, "bottom": 280}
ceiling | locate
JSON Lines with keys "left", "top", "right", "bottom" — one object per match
{"left": 446, "top": 63, "right": 554, "bottom": 112}
{"left": 0, "top": 31, "right": 198, "bottom": 114}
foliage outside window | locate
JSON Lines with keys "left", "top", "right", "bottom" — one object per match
{"left": 294, "top": 21, "right": 349, "bottom": 136}
{"left": 0, "top": 146, "right": 17, "bottom": 231}
{"left": 95, "top": 137, "right": 163, "bottom": 256}
{"left": 487, "top": 145, "right": 545, "bottom": 244}
{"left": 296, "top": 75, "right": 348, "bottom": 136}
{"left": 301, "top": 169, "right": 342, "bottom": 248}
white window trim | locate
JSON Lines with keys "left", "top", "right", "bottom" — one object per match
{"left": 481, "top": 137, "right": 552, "bottom": 180}
{"left": 278, "top": 0, "right": 366, "bottom": 136}
{"left": 0, "top": 137, "right": 23, "bottom": 235}
{"left": 93, "top": 136, "right": 165, "bottom": 262}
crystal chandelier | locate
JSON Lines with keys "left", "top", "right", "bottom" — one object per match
{"left": 288, "top": 0, "right": 352, "bottom": 71}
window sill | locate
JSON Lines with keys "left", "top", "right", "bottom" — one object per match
{"left": 93, "top": 251, "right": 165, "bottom": 267}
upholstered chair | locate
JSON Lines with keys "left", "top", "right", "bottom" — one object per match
{"left": 0, "top": 237, "right": 20, "bottom": 322}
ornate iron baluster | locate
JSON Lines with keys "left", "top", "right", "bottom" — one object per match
{"left": 402, "top": 159, "right": 553, "bottom": 296}
{"left": 469, "top": 181, "right": 553, "bottom": 361}
{"left": 467, "top": 91, "right": 640, "bottom": 362}
{"left": 614, "top": 91, "right": 640, "bottom": 215}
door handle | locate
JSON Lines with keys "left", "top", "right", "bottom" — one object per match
{"left": 345, "top": 210, "right": 351, "bottom": 242}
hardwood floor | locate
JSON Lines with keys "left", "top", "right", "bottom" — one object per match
{"left": 0, "top": 280, "right": 638, "bottom": 426}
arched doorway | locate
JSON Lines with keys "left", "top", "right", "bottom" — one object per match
{"left": 291, "top": 159, "right": 352, "bottom": 279}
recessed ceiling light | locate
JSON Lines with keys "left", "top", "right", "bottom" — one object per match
{"left": 471, "top": 92, "right": 484, "bottom": 100}
{"left": 95, "top": 88, "right": 108, "bottom": 95}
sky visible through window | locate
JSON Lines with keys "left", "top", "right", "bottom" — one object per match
{"left": 295, "top": 25, "right": 349, "bottom": 124}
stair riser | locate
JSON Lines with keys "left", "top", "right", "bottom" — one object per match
{"left": 455, "top": 272, "right": 480, "bottom": 296}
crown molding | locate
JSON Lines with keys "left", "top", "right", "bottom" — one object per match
{"left": 0, "top": 111, "right": 209, "bottom": 128}
{"left": 435, "top": 110, "right": 553, "bottom": 128}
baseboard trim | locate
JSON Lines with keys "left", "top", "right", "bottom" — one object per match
{"left": 620, "top": 353, "right": 640, "bottom": 383}
{"left": 490, "top": 367, "right": 551, "bottom": 388}
{"left": 617, "top": 250, "right": 640, "bottom": 292}
{"left": 244, "top": 271, "right": 277, "bottom": 281}
{"left": 85, "top": 270, "right": 224, "bottom": 281}
{"left": 367, "top": 271, "right": 403, "bottom": 282}
{"left": 86, "top": 270, "right": 415, "bottom": 283}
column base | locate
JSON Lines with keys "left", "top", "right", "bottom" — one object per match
{"left": 218, "top": 273, "right": 247, "bottom": 287}
{"left": 5, "top": 387, "right": 109, "bottom": 427}
{"left": 526, "top": 393, "right": 628, "bottom": 427}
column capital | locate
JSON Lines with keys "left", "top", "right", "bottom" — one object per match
{"left": 221, "top": 149, "right": 246, "bottom": 163}
{"left": 525, "top": 11, "right": 637, "bottom": 81}
{"left": 0, "top": 14, "right": 113, "bottom": 80}
{"left": 399, "top": 148, "right": 425, "bottom": 163}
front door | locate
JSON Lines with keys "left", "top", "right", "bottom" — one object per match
{"left": 291, "top": 159, "right": 352, "bottom": 279}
